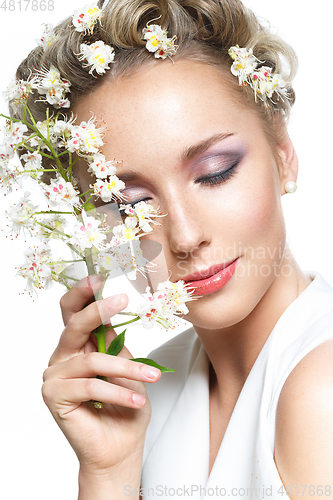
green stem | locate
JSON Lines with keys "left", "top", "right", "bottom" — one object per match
{"left": 94, "top": 325, "right": 107, "bottom": 354}
{"left": 82, "top": 195, "right": 94, "bottom": 209}
{"left": 79, "top": 189, "right": 94, "bottom": 198}
{"left": 111, "top": 316, "right": 140, "bottom": 329}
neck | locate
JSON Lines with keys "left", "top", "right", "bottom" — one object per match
{"left": 194, "top": 251, "right": 312, "bottom": 410}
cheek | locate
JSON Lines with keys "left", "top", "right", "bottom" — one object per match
{"left": 212, "top": 161, "right": 284, "bottom": 247}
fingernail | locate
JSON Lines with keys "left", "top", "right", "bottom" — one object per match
{"left": 132, "top": 393, "right": 146, "bottom": 406}
{"left": 106, "top": 294, "right": 124, "bottom": 308}
{"left": 141, "top": 365, "right": 160, "bottom": 380}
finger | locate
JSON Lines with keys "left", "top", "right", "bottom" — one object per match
{"left": 45, "top": 351, "right": 161, "bottom": 383}
{"left": 50, "top": 293, "right": 129, "bottom": 365}
{"left": 60, "top": 274, "right": 105, "bottom": 326}
{"left": 42, "top": 377, "right": 147, "bottom": 412}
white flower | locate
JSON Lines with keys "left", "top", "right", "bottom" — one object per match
{"left": 135, "top": 279, "right": 196, "bottom": 329}
{"left": 7, "top": 191, "right": 38, "bottom": 236}
{"left": 67, "top": 118, "right": 104, "bottom": 154}
{"left": 228, "top": 45, "right": 289, "bottom": 106}
{"left": 1, "top": 120, "right": 28, "bottom": 149}
{"left": 3, "top": 75, "right": 39, "bottom": 104}
{"left": 72, "top": 3, "right": 101, "bottom": 34}
{"left": 36, "top": 23, "right": 59, "bottom": 50}
{"left": 16, "top": 245, "right": 54, "bottom": 293}
{"left": 156, "top": 279, "right": 196, "bottom": 315}
{"left": 142, "top": 24, "right": 178, "bottom": 60}
{"left": 70, "top": 211, "right": 107, "bottom": 251}
{"left": 0, "top": 161, "right": 23, "bottom": 193}
{"left": 0, "top": 143, "right": 15, "bottom": 168}
{"left": 251, "top": 67, "right": 288, "bottom": 103}
{"left": 21, "top": 151, "right": 43, "bottom": 179}
{"left": 228, "top": 46, "right": 258, "bottom": 85}
{"left": 41, "top": 174, "right": 80, "bottom": 208}
{"left": 109, "top": 217, "right": 140, "bottom": 247}
{"left": 36, "top": 214, "right": 69, "bottom": 240}
{"left": 91, "top": 176, "right": 125, "bottom": 202}
{"left": 36, "top": 65, "right": 71, "bottom": 108}
{"left": 87, "top": 153, "right": 118, "bottom": 179}
{"left": 96, "top": 239, "right": 149, "bottom": 280}
{"left": 77, "top": 41, "right": 115, "bottom": 76}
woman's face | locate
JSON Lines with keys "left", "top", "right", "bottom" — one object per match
{"left": 74, "top": 59, "right": 291, "bottom": 330}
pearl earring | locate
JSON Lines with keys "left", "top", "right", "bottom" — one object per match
{"left": 284, "top": 181, "right": 297, "bottom": 194}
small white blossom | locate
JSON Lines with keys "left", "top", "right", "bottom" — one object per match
{"left": 7, "top": 191, "right": 38, "bottom": 236}
{"left": 21, "top": 151, "right": 43, "bottom": 179}
{"left": 110, "top": 216, "right": 138, "bottom": 245}
{"left": 119, "top": 201, "right": 162, "bottom": 233}
{"left": 96, "top": 239, "right": 148, "bottom": 280}
{"left": 87, "top": 153, "right": 118, "bottom": 179}
{"left": 142, "top": 24, "right": 178, "bottom": 60}
{"left": 67, "top": 118, "right": 104, "bottom": 155}
{"left": 77, "top": 41, "right": 115, "bottom": 76}
{"left": 135, "top": 279, "right": 196, "bottom": 329}
{"left": 72, "top": 3, "right": 101, "bottom": 34}
{"left": 16, "top": 245, "right": 54, "bottom": 294}
{"left": 36, "top": 214, "right": 69, "bottom": 240}
{"left": 36, "top": 24, "right": 59, "bottom": 50}
{"left": 228, "top": 46, "right": 258, "bottom": 85}
{"left": 3, "top": 75, "right": 39, "bottom": 104}
{"left": 36, "top": 65, "right": 71, "bottom": 109}
{"left": 228, "top": 45, "right": 289, "bottom": 106}
{"left": 41, "top": 174, "right": 80, "bottom": 208}
{"left": 70, "top": 211, "right": 107, "bottom": 252}
{"left": 1, "top": 120, "right": 28, "bottom": 149}
{"left": 91, "top": 176, "right": 125, "bottom": 203}
{"left": 0, "top": 143, "right": 15, "bottom": 168}
{"left": 0, "top": 161, "right": 24, "bottom": 193}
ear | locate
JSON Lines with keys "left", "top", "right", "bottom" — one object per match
{"left": 276, "top": 131, "right": 299, "bottom": 196}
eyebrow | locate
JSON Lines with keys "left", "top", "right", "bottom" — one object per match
{"left": 116, "top": 132, "right": 234, "bottom": 182}
{"left": 182, "top": 132, "right": 234, "bottom": 161}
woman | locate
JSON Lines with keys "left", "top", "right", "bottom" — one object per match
{"left": 4, "top": 0, "right": 333, "bottom": 498}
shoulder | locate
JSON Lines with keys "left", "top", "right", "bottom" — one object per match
{"left": 274, "top": 338, "right": 333, "bottom": 497}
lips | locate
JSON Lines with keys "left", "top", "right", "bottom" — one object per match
{"left": 182, "top": 258, "right": 239, "bottom": 296}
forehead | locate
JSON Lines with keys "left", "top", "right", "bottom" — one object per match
{"left": 74, "top": 59, "right": 266, "bottom": 165}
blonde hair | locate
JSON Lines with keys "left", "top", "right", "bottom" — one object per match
{"left": 10, "top": 0, "right": 298, "bottom": 164}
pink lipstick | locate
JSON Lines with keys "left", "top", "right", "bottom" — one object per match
{"left": 183, "top": 258, "right": 238, "bottom": 296}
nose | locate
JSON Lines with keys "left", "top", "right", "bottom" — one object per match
{"left": 165, "top": 195, "right": 211, "bottom": 256}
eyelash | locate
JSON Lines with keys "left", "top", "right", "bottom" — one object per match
{"left": 195, "top": 162, "right": 238, "bottom": 186}
{"left": 118, "top": 162, "right": 238, "bottom": 212}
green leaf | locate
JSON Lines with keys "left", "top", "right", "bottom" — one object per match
{"left": 130, "top": 358, "right": 175, "bottom": 373}
{"left": 107, "top": 329, "right": 126, "bottom": 356}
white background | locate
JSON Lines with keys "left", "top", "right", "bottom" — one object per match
{"left": 0, "top": 0, "right": 332, "bottom": 498}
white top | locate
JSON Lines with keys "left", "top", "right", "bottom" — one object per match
{"left": 141, "top": 271, "right": 333, "bottom": 499}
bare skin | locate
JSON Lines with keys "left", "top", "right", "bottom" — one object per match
{"left": 43, "top": 60, "right": 333, "bottom": 499}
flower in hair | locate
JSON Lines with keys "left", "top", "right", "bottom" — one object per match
{"left": 228, "top": 45, "right": 289, "bottom": 106}
{"left": 36, "top": 65, "right": 71, "bottom": 108}
{"left": 228, "top": 46, "right": 258, "bottom": 85}
{"left": 72, "top": 3, "right": 101, "bottom": 35}
{"left": 3, "top": 75, "right": 39, "bottom": 104}
{"left": 36, "top": 24, "right": 59, "bottom": 50}
{"left": 142, "top": 24, "right": 178, "bottom": 60}
{"left": 77, "top": 41, "right": 115, "bottom": 76}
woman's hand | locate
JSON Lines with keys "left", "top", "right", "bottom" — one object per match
{"left": 42, "top": 275, "right": 161, "bottom": 483}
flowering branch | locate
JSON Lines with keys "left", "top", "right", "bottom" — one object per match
{"left": 1, "top": 36, "right": 199, "bottom": 410}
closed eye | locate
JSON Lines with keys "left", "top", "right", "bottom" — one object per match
{"left": 194, "top": 163, "right": 238, "bottom": 186}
